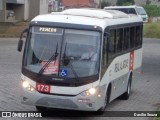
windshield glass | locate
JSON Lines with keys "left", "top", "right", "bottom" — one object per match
{"left": 24, "top": 27, "right": 63, "bottom": 75}
{"left": 24, "top": 27, "right": 101, "bottom": 78}
{"left": 137, "top": 7, "right": 147, "bottom": 15}
{"left": 60, "top": 29, "right": 101, "bottom": 78}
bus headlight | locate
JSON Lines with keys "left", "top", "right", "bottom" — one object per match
{"left": 22, "top": 81, "right": 29, "bottom": 88}
{"left": 22, "top": 81, "right": 34, "bottom": 92}
{"left": 80, "top": 87, "right": 102, "bottom": 97}
{"left": 86, "top": 88, "right": 96, "bottom": 96}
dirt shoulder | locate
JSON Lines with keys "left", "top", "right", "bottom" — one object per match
{"left": 0, "top": 22, "right": 29, "bottom": 38}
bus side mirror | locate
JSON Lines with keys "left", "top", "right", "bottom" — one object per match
{"left": 17, "top": 39, "right": 23, "bottom": 52}
{"left": 17, "top": 28, "right": 28, "bottom": 52}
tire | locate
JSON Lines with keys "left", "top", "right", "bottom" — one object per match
{"left": 120, "top": 75, "right": 132, "bottom": 100}
{"left": 36, "top": 106, "right": 47, "bottom": 111}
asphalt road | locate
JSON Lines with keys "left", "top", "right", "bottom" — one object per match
{"left": 0, "top": 38, "right": 159, "bottom": 120}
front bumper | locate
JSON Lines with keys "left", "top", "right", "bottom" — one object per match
{"left": 21, "top": 87, "right": 104, "bottom": 111}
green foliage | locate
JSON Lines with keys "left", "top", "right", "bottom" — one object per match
{"left": 116, "top": 0, "right": 135, "bottom": 6}
{"left": 101, "top": 0, "right": 111, "bottom": 8}
{"left": 146, "top": 0, "right": 151, "bottom": 5}
{"left": 144, "top": 21, "right": 160, "bottom": 38}
{"left": 143, "top": 5, "right": 160, "bottom": 17}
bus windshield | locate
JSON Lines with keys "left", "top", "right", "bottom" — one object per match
{"left": 136, "top": 7, "right": 147, "bottom": 15}
{"left": 24, "top": 27, "right": 101, "bottom": 78}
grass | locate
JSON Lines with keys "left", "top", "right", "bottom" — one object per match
{"left": 144, "top": 21, "right": 160, "bottom": 38}
{"left": 0, "top": 22, "right": 28, "bottom": 37}
{"left": 0, "top": 21, "right": 160, "bottom": 39}
{"left": 154, "top": 108, "right": 160, "bottom": 120}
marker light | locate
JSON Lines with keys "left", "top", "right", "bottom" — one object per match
{"left": 93, "top": 25, "right": 97, "bottom": 29}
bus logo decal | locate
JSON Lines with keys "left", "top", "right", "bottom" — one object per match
{"left": 115, "top": 59, "right": 128, "bottom": 73}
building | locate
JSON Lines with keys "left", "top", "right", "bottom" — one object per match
{"left": 0, "top": 0, "right": 26, "bottom": 22}
{"left": 60, "top": 0, "right": 100, "bottom": 9}
{"left": 0, "top": 0, "right": 58, "bottom": 22}
{"left": 28, "top": 0, "right": 51, "bottom": 20}
{"left": 0, "top": 0, "right": 100, "bottom": 22}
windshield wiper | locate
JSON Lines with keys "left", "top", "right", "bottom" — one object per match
{"left": 69, "top": 62, "right": 79, "bottom": 81}
{"left": 38, "top": 42, "right": 59, "bottom": 75}
{"left": 62, "top": 43, "right": 79, "bottom": 81}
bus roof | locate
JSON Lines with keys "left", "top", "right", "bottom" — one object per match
{"left": 57, "top": 8, "right": 129, "bottom": 19}
{"left": 31, "top": 8, "right": 143, "bottom": 30}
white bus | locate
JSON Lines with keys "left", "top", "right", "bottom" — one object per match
{"left": 17, "top": 8, "right": 143, "bottom": 113}
{"left": 104, "top": 5, "right": 148, "bottom": 22}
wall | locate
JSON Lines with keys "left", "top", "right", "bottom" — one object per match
{"left": 29, "top": 0, "right": 40, "bottom": 20}
{"left": 40, "top": 0, "right": 50, "bottom": 14}
{"left": 14, "top": 4, "right": 24, "bottom": 20}
{"left": 0, "top": 0, "right": 5, "bottom": 22}
{"left": 24, "top": 0, "right": 29, "bottom": 20}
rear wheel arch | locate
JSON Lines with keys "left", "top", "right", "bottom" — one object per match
{"left": 96, "top": 82, "right": 112, "bottom": 114}
{"left": 107, "top": 83, "right": 112, "bottom": 103}
{"left": 120, "top": 72, "right": 133, "bottom": 100}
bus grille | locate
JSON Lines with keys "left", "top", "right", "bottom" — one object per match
{"left": 36, "top": 97, "right": 78, "bottom": 109}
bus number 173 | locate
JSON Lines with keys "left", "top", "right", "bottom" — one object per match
{"left": 36, "top": 83, "right": 51, "bottom": 93}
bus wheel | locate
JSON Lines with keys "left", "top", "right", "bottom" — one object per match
{"left": 36, "top": 106, "right": 47, "bottom": 111}
{"left": 120, "top": 75, "right": 132, "bottom": 100}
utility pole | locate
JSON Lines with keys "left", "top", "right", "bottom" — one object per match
{"left": 99, "top": 0, "right": 102, "bottom": 8}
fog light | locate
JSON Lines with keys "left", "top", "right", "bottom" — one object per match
{"left": 98, "top": 94, "right": 101, "bottom": 97}
{"left": 30, "top": 88, "right": 34, "bottom": 92}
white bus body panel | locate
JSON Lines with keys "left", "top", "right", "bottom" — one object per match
{"left": 21, "top": 75, "right": 104, "bottom": 111}
{"left": 21, "top": 74, "right": 99, "bottom": 95}
{"left": 100, "top": 48, "right": 143, "bottom": 102}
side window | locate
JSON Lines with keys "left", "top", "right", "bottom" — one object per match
{"left": 129, "top": 8, "right": 137, "bottom": 15}
{"left": 123, "top": 28, "right": 129, "bottom": 50}
{"left": 109, "top": 29, "right": 116, "bottom": 55}
{"left": 117, "top": 8, "right": 128, "bottom": 14}
{"left": 139, "top": 25, "right": 143, "bottom": 46}
{"left": 130, "top": 27, "right": 135, "bottom": 49}
{"left": 135, "top": 26, "right": 140, "bottom": 47}
{"left": 102, "top": 33, "right": 108, "bottom": 66}
{"left": 101, "top": 31, "right": 109, "bottom": 77}
{"left": 116, "top": 28, "right": 123, "bottom": 53}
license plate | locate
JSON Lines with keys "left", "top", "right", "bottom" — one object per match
{"left": 36, "top": 83, "right": 51, "bottom": 93}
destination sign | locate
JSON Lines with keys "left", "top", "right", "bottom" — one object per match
{"left": 33, "top": 27, "right": 63, "bottom": 34}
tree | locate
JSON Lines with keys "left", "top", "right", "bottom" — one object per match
{"left": 101, "top": 0, "right": 111, "bottom": 8}
{"left": 146, "top": 0, "right": 151, "bottom": 5}
{"left": 116, "top": 0, "right": 135, "bottom": 6}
